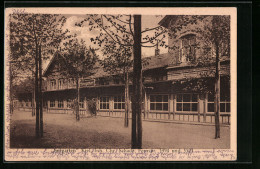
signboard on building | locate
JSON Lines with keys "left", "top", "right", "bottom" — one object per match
{"left": 80, "top": 78, "right": 95, "bottom": 87}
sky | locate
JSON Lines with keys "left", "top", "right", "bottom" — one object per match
{"left": 43, "top": 15, "right": 168, "bottom": 70}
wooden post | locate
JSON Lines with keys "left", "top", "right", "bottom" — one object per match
{"left": 169, "top": 94, "right": 174, "bottom": 120}
{"left": 204, "top": 94, "right": 207, "bottom": 122}
{"left": 173, "top": 94, "right": 176, "bottom": 120}
{"left": 198, "top": 94, "right": 200, "bottom": 122}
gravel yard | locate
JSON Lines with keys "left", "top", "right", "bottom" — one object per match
{"left": 9, "top": 110, "right": 230, "bottom": 149}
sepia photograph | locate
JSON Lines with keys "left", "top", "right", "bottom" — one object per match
{"left": 4, "top": 7, "right": 237, "bottom": 161}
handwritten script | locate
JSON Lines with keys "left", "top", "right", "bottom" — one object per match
{"left": 5, "top": 148, "right": 236, "bottom": 161}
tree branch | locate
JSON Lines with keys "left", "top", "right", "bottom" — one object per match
{"left": 89, "top": 16, "right": 133, "bottom": 47}
{"left": 141, "top": 26, "right": 162, "bottom": 34}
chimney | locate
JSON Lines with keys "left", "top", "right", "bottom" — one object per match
{"left": 155, "top": 48, "right": 160, "bottom": 57}
{"left": 155, "top": 41, "right": 161, "bottom": 58}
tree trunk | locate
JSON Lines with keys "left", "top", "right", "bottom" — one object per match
{"left": 124, "top": 72, "right": 129, "bottom": 127}
{"left": 132, "top": 15, "right": 142, "bottom": 149}
{"left": 35, "top": 44, "right": 40, "bottom": 138}
{"left": 76, "top": 77, "right": 80, "bottom": 121}
{"left": 215, "top": 43, "right": 221, "bottom": 139}
{"left": 32, "top": 71, "right": 35, "bottom": 117}
{"left": 39, "top": 44, "right": 43, "bottom": 137}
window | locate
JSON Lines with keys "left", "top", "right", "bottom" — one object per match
{"left": 50, "top": 80, "right": 56, "bottom": 90}
{"left": 114, "top": 96, "right": 125, "bottom": 110}
{"left": 207, "top": 92, "right": 230, "bottom": 113}
{"left": 67, "top": 99, "right": 72, "bottom": 108}
{"left": 58, "top": 100, "right": 64, "bottom": 108}
{"left": 180, "top": 34, "right": 196, "bottom": 63}
{"left": 100, "top": 96, "right": 109, "bottom": 110}
{"left": 79, "top": 98, "right": 84, "bottom": 108}
{"left": 150, "top": 95, "right": 168, "bottom": 111}
{"left": 50, "top": 100, "right": 55, "bottom": 108}
{"left": 58, "top": 79, "right": 64, "bottom": 89}
{"left": 68, "top": 78, "right": 75, "bottom": 88}
{"left": 176, "top": 94, "right": 198, "bottom": 112}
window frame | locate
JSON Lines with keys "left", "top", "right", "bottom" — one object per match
{"left": 50, "top": 79, "right": 56, "bottom": 90}
{"left": 99, "top": 96, "right": 110, "bottom": 110}
{"left": 176, "top": 94, "right": 198, "bottom": 112}
{"left": 207, "top": 93, "right": 230, "bottom": 113}
{"left": 58, "top": 99, "right": 64, "bottom": 108}
{"left": 79, "top": 98, "right": 84, "bottom": 109}
{"left": 179, "top": 34, "right": 196, "bottom": 63}
{"left": 149, "top": 94, "right": 169, "bottom": 112}
{"left": 50, "top": 100, "right": 55, "bottom": 108}
{"left": 114, "top": 96, "right": 125, "bottom": 110}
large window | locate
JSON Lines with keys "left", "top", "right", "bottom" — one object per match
{"left": 180, "top": 34, "right": 196, "bottom": 63}
{"left": 100, "top": 96, "right": 109, "bottom": 110}
{"left": 58, "top": 99, "right": 64, "bottom": 108}
{"left": 150, "top": 95, "right": 168, "bottom": 111}
{"left": 50, "top": 80, "right": 56, "bottom": 90}
{"left": 114, "top": 96, "right": 125, "bottom": 110}
{"left": 79, "top": 98, "right": 84, "bottom": 108}
{"left": 176, "top": 94, "right": 198, "bottom": 112}
{"left": 207, "top": 92, "right": 230, "bottom": 113}
{"left": 50, "top": 100, "right": 55, "bottom": 108}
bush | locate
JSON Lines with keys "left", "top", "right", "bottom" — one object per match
{"left": 87, "top": 98, "right": 97, "bottom": 116}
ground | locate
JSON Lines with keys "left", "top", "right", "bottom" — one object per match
{"left": 9, "top": 110, "right": 230, "bottom": 149}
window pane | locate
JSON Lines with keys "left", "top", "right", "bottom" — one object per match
{"left": 177, "top": 103, "right": 182, "bottom": 111}
{"left": 220, "top": 94, "right": 225, "bottom": 102}
{"left": 208, "top": 103, "right": 214, "bottom": 112}
{"left": 220, "top": 103, "right": 225, "bottom": 112}
{"left": 192, "top": 94, "right": 197, "bottom": 102}
{"left": 156, "top": 103, "right": 162, "bottom": 110}
{"left": 122, "top": 97, "right": 125, "bottom": 102}
{"left": 192, "top": 103, "right": 197, "bottom": 111}
{"left": 114, "top": 103, "right": 117, "bottom": 109}
{"left": 122, "top": 103, "right": 125, "bottom": 109}
{"left": 183, "top": 103, "right": 190, "bottom": 111}
{"left": 183, "top": 94, "right": 190, "bottom": 102}
{"left": 163, "top": 103, "right": 168, "bottom": 111}
{"left": 177, "top": 95, "right": 182, "bottom": 102}
{"left": 163, "top": 95, "right": 168, "bottom": 102}
{"left": 156, "top": 95, "right": 162, "bottom": 102}
{"left": 150, "top": 103, "right": 155, "bottom": 110}
{"left": 118, "top": 104, "right": 121, "bottom": 109}
{"left": 226, "top": 103, "right": 230, "bottom": 112}
{"left": 114, "top": 97, "right": 118, "bottom": 102}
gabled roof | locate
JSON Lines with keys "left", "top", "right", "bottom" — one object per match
{"left": 43, "top": 51, "right": 175, "bottom": 79}
{"left": 158, "top": 15, "right": 178, "bottom": 28}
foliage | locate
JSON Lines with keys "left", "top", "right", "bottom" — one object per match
{"left": 87, "top": 98, "right": 97, "bottom": 116}
{"left": 58, "top": 38, "right": 99, "bottom": 78}
{"left": 9, "top": 13, "right": 70, "bottom": 75}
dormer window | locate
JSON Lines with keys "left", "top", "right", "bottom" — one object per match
{"left": 50, "top": 79, "right": 56, "bottom": 90}
{"left": 179, "top": 34, "right": 196, "bottom": 63}
{"left": 58, "top": 79, "right": 64, "bottom": 89}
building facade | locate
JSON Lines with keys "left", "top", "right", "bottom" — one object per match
{"left": 17, "top": 15, "right": 231, "bottom": 125}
